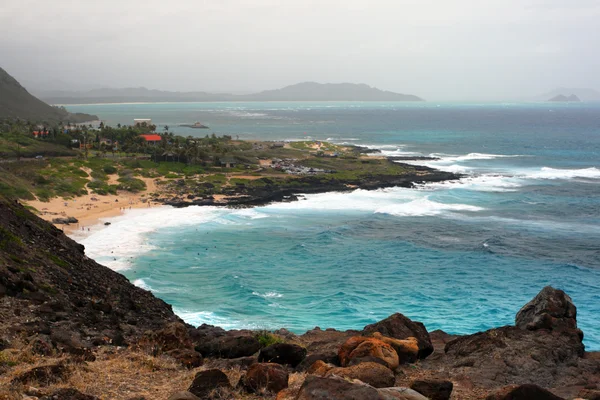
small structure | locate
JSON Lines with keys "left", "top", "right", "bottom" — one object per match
{"left": 32, "top": 131, "right": 49, "bottom": 138}
{"left": 270, "top": 142, "right": 285, "bottom": 149}
{"left": 218, "top": 156, "right": 237, "bottom": 168}
{"left": 99, "top": 138, "right": 112, "bottom": 145}
{"left": 134, "top": 118, "right": 152, "bottom": 127}
{"left": 140, "top": 134, "right": 162, "bottom": 145}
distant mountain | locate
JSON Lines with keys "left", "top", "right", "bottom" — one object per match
{"left": 38, "top": 82, "right": 423, "bottom": 104}
{"left": 238, "top": 82, "right": 423, "bottom": 101}
{"left": 537, "top": 87, "right": 600, "bottom": 102}
{"left": 548, "top": 94, "right": 581, "bottom": 102}
{"left": 0, "top": 67, "right": 97, "bottom": 123}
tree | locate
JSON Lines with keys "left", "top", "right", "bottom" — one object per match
{"left": 164, "top": 125, "right": 169, "bottom": 133}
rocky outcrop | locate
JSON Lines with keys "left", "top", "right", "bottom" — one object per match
{"left": 372, "top": 332, "right": 419, "bottom": 364}
{"left": 339, "top": 336, "right": 399, "bottom": 370}
{"left": 258, "top": 342, "right": 307, "bottom": 367}
{"left": 0, "top": 197, "right": 181, "bottom": 348}
{"left": 515, "top": 286, "right": 579, "bottom": 332}
{"left": 242, "top": 362, "right": 289, "bottom": 394}
{"left": 194, "top": 333, "right": 262, "bottom": 358}
{"left": 363, "top": 313, "right": 433, "bottom": 359}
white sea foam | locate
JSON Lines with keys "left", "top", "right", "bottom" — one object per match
{"left": 78, "top": 206, "right": 224, "bottom": 271}
{"left": 375, "top": 197, "right": 484, "bottom": 217}
{"left": 174, "top": 309, "right": 242, "bottom": 329}
{"left": 422, "top": 175, "right": 523, "bottom": 192}
{"left": 232, "top": 209, "right": 269, "bottom": 219}
{"left": 252, "top": 291, "right": 284, "bottom": 298}
{"left": 430, "top": 152, "right": 523, "bottom": 162}
{"left": 521, "top": 167, "right": 600, "bottom": 180}
{"left": 133, "top": 278, "right": 152, "bottom": 291}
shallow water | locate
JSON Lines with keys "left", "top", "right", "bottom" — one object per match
{"left": 70, "top": 102, "right": 600, "bottom": 349}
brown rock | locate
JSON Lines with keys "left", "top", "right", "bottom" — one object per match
{"left": 339, "top": 336, "right": 399, "bottom": 370}
{"left": 188, "top": 369, "right": 231, "bottom": 398}
{"left": 372, "top": 333, "right": 419, "bottom": 364}
{"left": 259, "top": 343, "right": 307, "bottom": 367}
{"left": 243, "top": 362, "right": 289, "bottom": 394}
{"left": 306, "top": 360, "right": 335, "bottom": 376}
{"left": 195, "top": 334, "right": 261, "bottom": 358}
{"left": 363, "top": 313, "right": 433, "bottom": 359}
{"left": 325, "top": 362, "right": 395, "bottom": 388}
{"left": 378, "top": 387, "right": 430, "bottom": 400}
{"left": 146, "top": 322, "right": 192, "bottom": 352}
{"left": 486, "top": 384, "right": 564, "bottom": 399}
{"left": 165, "top": 348, "right": 203, "bottom": 369}
{"left": 295, "top": 375, "right": 380, "bottom": 400}
{"left": 516, "top": 286, "right": 579, "bottom": 332}
{"left": 410, "top": 379, "right": 453, "bottom": 400}
{"left": 295, "top": 351, "right": 339, "bottom": 371}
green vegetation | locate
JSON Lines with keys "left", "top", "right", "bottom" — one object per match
{"left": 255, "top": 331, "right": 284, "bottom": 348}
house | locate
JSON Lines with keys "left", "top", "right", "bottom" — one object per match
{"left": 140, "top": 134, "right": 162, "bottom": 145}
{"left": 218, "top": 156, "right": 237, "bottom": 168}
{"left": 99, "top": 138, "right": 112, "bottom": 145}
{"left": 32, "top": 131, "right": 49, "bottom": 138}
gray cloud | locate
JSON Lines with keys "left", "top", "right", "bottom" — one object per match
{"left": 1, "top": 0, "right": 598, "bottom": 100}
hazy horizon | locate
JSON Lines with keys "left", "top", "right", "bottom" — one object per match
{"left": 1, "top": 0, "right": 599, "bottom": 101}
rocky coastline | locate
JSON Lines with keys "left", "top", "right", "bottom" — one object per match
{"left": 1, "top": 196, "right": 600, "bottom": 399}
{"left": 160, "top": 162, "right": 459, "bottom": 209}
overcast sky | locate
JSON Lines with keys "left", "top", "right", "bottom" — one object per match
{"left": 1, "top": 0, "right": 599, "bottom": 100}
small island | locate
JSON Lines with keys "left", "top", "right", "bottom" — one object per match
{"left": 180, "top": 122, "right": 209, "bottom": 129}
{"left": 548, "top": 94, "right": 581, "bottom": 102}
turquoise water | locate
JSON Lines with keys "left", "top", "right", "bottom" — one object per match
{"left": 71, "top": 102, "right": 600, "bottom": 350}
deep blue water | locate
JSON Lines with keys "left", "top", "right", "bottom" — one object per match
{"left": 71, "top": 102, "right": 600, "bottom": 350}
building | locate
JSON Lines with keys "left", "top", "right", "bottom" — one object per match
{"left": 134, "top": 119, "right": 152, "bottom": 127}
{"left": 218, "top": 156, "right": 237, "bottom": 168}
{"left": 32, "top": 131, "right": 49, "bottom": 138}
{"left": 140, "top": 134, "right": 162, "bottom": 145}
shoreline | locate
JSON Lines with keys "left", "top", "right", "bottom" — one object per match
{"left": 26, "top": 158, "right": 461, "bottom": 232}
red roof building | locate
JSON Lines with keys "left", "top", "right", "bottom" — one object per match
{"left": 140, "top": 134, "right": 162, "bottom": 143}
{"left": 32, "top": 131, "right": 49, "bottom": 138}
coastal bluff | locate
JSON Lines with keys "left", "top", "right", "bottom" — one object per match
{"left": 1, "top": 197, "right": 599, "bottom": 399}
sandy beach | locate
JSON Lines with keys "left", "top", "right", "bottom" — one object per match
{"left": 25, "top": 177, "right": 159, "bottom": 234}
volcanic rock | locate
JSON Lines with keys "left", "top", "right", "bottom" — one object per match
{"left": 188, "top": 369, "right": 232, "bottom": 398}
{"left": 485, "top": 384, "right": 564, "bottom": 399}
{"left": 242, "top": 362, "right": 289, "bottom": 394}
{"left": 195, "top": 334, "right": 261, "bottom": 358}
{"left": 339, "top": 336, "right": 399, "bottom": 370}
{"left": 515, "top": 286, "right": 579, "bottom": 332}
{"left": 324, "top": 361, "right": 396, "bottom": 388}
{"left": 363, "top": 313, "right": 433, "bottom": 359}
{"left": 410, "top": 379, "right": 453, "bottom": 400}
{"left": 258, "top": 342, "right": 307, "bottom": 367}
{"left": 295, "top": 375, "right": 380, "bottom": 400}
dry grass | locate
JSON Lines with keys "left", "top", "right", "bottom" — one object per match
{"left": 0, "top": 345, "right": 308, "bottom": 400}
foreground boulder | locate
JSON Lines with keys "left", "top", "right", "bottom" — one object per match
{"left": 142, "top": 322, "right": 192, "bottom": 353}
{"left": 243, "top": 362, "right": 289, "bottom": 394}
{"left": 485, "top": 384, "right": 565, "bottom": 400}
{"left": 165, "top": 348, "right": 203, "bottom": 369}
{"left": 296, "top": 375, "right": 380, "bottom": 400}
{"left": 363, "top": 313, "right": 433, "bottom": 359}
{"left": 339, "top": 336, "right": 399, "bottom": 370}
{"left": 516, "top": 286, "right": 579, "bottom": 332}
{"left": 187, "top": 369, "right": 231, "bottom": 398}
{"left": 324, "top": 361, "right": 395, "bottom": 388}
{"left": 296, "top": 375, "right": 428, "bottom": 400}
{"left": 258, "top": 342, "right": 307, "bottom": 367}
{"left": 409, "top": 379, "right": 453, "bottom": 400}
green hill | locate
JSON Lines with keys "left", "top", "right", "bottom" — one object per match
{"left": 0, "top": 67, "right": 97, "bottom": 123}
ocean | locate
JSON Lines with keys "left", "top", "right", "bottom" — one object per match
{"left": 66, "top": 101, "right": 600, "bottom": 350}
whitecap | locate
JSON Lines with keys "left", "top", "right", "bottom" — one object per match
{"left": 375, "top": 197, "right": 484, "bottom": 217}
{"left": 252, "top": 291, "right": 284, "bottom": 299}
{"left": 521, "top": 167, "right": 600, "bottom": 180}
